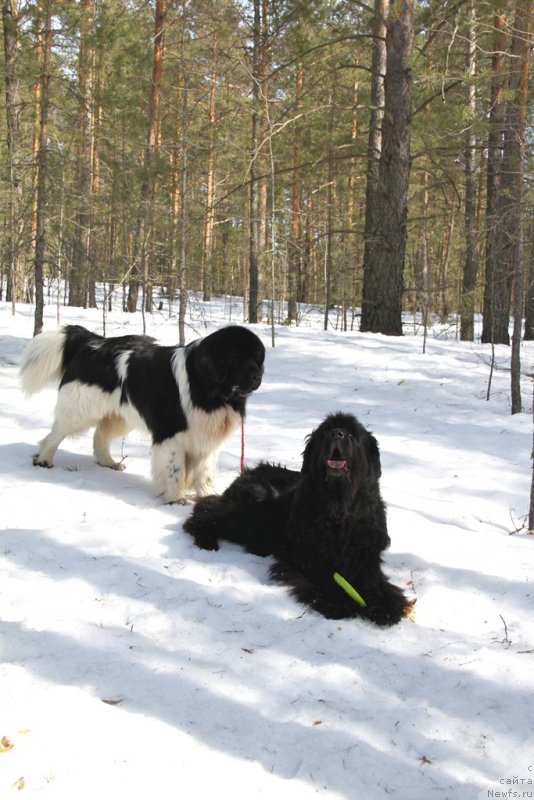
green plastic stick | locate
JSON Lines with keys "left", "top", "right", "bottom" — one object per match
{"left": 333, "top": 572, "right": 367, "bottom": 607}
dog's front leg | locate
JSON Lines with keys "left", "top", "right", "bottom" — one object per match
{"left": 191, "top": 451, "right": 218, "bottom": 499}
{"left": 151, "top": 437, "right": 189, "bottom": 503}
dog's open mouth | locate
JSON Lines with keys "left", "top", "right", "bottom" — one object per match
{"left": 326, "top": 459, "right": 348, "bottom": 472}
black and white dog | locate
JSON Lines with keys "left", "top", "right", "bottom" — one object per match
{"left": 20, "top": 324, "right": 265, "bottom": 502}
{"left": 184, "top": 412, "right": 414, "bottom": 625}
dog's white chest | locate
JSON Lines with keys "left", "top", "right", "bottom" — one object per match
{"left": 187, "top": 404, "right": 241, "bottom": 453}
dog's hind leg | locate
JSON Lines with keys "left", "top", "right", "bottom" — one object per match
{"left": 33, "top": 384, "right": 93, "bottom": 467}
{"left": 93, "top": 414, "right": 131, "bottom": 471}
{"left": 33, "top": 421, "right": 68, "bottom": 467}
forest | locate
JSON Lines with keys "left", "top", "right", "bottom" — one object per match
{"left": 1, "top": 0, "right": 533, "bottom": 351}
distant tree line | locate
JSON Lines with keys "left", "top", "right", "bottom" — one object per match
{"left": 1, "top": 0, "right": 533, "bottom": 355}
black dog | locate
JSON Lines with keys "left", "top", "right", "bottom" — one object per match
{"left": 184, "top": 412, "right": 413, "bottom": 626}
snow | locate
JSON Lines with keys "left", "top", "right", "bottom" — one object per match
{"left": 1, "top": 295, "right": 533, "bottom": 800}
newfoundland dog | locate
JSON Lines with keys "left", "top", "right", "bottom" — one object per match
{"left": 20, "top": 324, "right": 264, "bottom": 503}
{"left": 184, "top": 412, "right": 414, "bottom": 626}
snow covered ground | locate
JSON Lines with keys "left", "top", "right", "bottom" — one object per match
{"left": 1, "top": 294, "right": 533, "bottom": 799}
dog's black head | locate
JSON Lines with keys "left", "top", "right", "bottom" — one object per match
{"left": 192, "top": 325, "right": 265, "bottom": 403}
{"left": 301, "top": 412, "right": 381, "bottom": 495}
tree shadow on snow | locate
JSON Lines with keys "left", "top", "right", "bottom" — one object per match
{"left": 2, "top": 526, "right": 531, "bottom": 797}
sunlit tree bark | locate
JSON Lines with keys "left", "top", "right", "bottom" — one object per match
{"left": 128, "top": 0, "right": 165, "bottom": 316}
{"left": 287, "top": 60, "right": 303, "bottom": 325}
{"left": 361, "top": 0, "right": 388, "bottom": 322}
{"left": 2, "top": 0, "right": 24, "bottom": 306}
{"left": 33, "top": 0, "right": 52, "bottom": 336}
{"left": 506, "top": 0, "right": 533, "bottom": 413}
{"left": 460, "top": 0, "right": 478, "bottom": 341}
{"left": 249, "top": 0, "right": 270, "bottom": 323}
{"left": 202, "top": 36, "right": 218, "bottom": 303}
{"left": 361, "top": 0, "right": 413, "bottom": 336}
{"left": 70, "top": 0, "right": 95, "bottom": 308}
{"left": 481, "top": 12, "right": 508, "bottom": 345}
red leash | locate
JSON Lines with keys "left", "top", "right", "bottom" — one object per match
{"left": 240, "top": 417, "right": 246, "bottom": 472}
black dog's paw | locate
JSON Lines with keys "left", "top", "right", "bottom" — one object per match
{"left": 312, "top": 599, "right": 358, "bottom": 620}
{"left": 193, "top": 533, "right": 220, "bottom": 551}
{"left": 309, "top": 590, "right": 361, "bottom": 620}
{"left": 364, "top": 584, "right": 413, "bottom": 627}
{"left": 365, "top": 602, "right": 404, "bottom": 627}
{"left": 270, "top": 565, "right": 351, "bottom": 618}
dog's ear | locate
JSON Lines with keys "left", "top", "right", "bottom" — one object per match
{"left": 365, "top": 432, "right": 382, "bottom": 480}
{"left": 196, "top": 344, "right": 227, "bottom": 385}
{"left": 301, "top": 430, "right": 317, "bottom": 473}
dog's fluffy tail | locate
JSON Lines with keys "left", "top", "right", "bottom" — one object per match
{"left": 20, "top": 328, "right": 67, "bottom": 395}
{"left": 20, "top": 324, "right": 102, "bottom": 396}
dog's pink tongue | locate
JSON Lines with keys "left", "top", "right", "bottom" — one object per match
{"left": 327, "top": 459, "right": 347, "bottom": 470}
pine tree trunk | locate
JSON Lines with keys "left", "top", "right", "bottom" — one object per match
{"left": 417, "top": 165, "right": 430, "bottom": 331}
{"left": 202, "top": 38, "right": 218, "bottom": 303}
{"left": 248, "top": 0, "right": 269, "bottom": 323}
{"left": 529, "top": 377, "right": 534, "bottom": 531}
{"left": 258, "top": 0, "right": 270, "bottom": 309}
{"left": 33, "top": 1, "right": 52, "bottom": 336}
{"left": 524, "top": 212, "right": 534, "bottom": 339}
{"left": 177, "top": 5, "right": 188, "bottom": 345}
{"left": 323, "top": 84, "right": 336, "bottom": 332}
{"left": 287, "top": 60, "right": 303, "bottom": 325}
{"left": 178, "top": 78, "right": 188, "bottom": 346}
{"left": 248, "top": 0, "right": 261, "bottom": 323}
{"left": 439, "top": 208, "right": 455, "bottom": 320}
{"left": 361, "top": 0, "right": 414, "bottom": 336}
{"left": 30, "top": 11, "right": 43, "bottom": 304}
{"left": 146, "top": 0, "right": 165, "bottom": 317}
{"left": 507, "top": 0, "right": 533, "bottom": 413}
{"left": 481, "top": 14, "right": 508, "bottom": 344}
{"left": 460, "top": 0, "right": 478, "bottom": 341}
{"left": 69, "top": 0, "right": 95, "bottom": 308}
{"left": 88, "top": 47, "right": 104, "bottom": 308}
{"left": 361, "top": 0, "right": 388, "bottom": 320}
{"left": 347, "top": 69, "right": 360, "bottom": 330}
{"left": 169, "top": 139, "right": 180, "bottom": 307}
{"left": 2, "top": 0, "right": 24, "bottom": 306}
{"left": 129, "top": 0, "right": 165, "bottom": 317}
